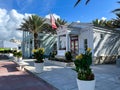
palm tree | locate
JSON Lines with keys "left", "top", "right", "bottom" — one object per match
{"left": 112, "top": 1, "right": 120, "bottom": 13}
{"left": 74, "top": 0, "right": 90, "bottom": 7}
{"left": 56, "top": 18, "right": 67, "bottom": 26}
{"left": 41, "top": 18, "right": 67, "bottom": 34}
{"left": 41, "top": 23, "right": 56, "bottom": 34}
{"left": 93, "top": 19, "right": 114, "bottom": 28}
{"left": 18, "top": 15, "right": 45, "bottom": 49}
{"left": 112, "top": 13, "right": 120, "bottom": 28}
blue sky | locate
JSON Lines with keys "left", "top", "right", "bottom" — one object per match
{"left": 0, "top": 0, "right": 119, "bottom": 22}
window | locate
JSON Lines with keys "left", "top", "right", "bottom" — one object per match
{"left": 59, "top": 35, "right": 66, "bottom": 50}
{"left": 84, "top": 39, "right": 88, "bottom": 51}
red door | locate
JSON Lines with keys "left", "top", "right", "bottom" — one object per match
{"left": 70, "top": 36, "right": 78, "bottom": 55}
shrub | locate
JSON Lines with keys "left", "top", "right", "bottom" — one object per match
{"left": 16, "top": 51, "right": 22, "bottom": 58}
{"left": 32, "top": 48, "right": 44, "bottom": 63}
{"left": 49, "top": 51, "right": 57, "bottom": 60}
{"left": 74, "top": 48, "right": 94, "bottom": 80}
{"left": 65, "top": 51, "right": 72, "bottom": 61}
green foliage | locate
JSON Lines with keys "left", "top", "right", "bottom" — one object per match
{"left": 18, "top": 15, "right": 45, "bottom": 49}
{"left": 0, "top": 48, "right": 13, "bottom": 53}
{"left": 13, "top": 50, "right": 17, "bottom": 57}
{"left": 93, "top": 19, "right": 115, "bottom": 28}
{"left": 33, "top": 48, "right": 44, "bottom": 63}
{"left": 74, "top": 0, "right": 90, "bottom": 7}
{"left": 49, "top": 51, "right": 57, "bottom": 60}
{"left": 16, "top": 51, "right": 22, "bottom": 58}
{"left": 74, "top": 48, "right": 94, "bottom": 80}
{"left": 65, "top": 51, "right": 72, "bottom": 61}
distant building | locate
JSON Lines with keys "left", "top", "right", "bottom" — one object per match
{"left": 0, "top": 40, "right": 21, "bottom": 50}
{"left": 9, "top": 38, "right": 21, "bottom": 45}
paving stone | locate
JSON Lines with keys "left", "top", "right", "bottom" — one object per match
{"left": 24, "top": 59, "right": 120, "bottom": 90}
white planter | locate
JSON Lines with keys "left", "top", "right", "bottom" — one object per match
{"left": 17, "top": 57, "right": 22, "bottom": 62}
{"left": 9, "top": 53, "right": 13, "bottom": 57}
{"left": 14, "top": 57, "right": 17, "bottom": 61}
{"left": 34, "top": 62, "right": 44, "bottom": 73}
{"left": 77, "top": 78, "right": 95, "bottom": 90}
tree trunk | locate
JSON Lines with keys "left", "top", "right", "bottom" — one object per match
{"left": 34, "top": 33, "right": 38, "bottom": 49}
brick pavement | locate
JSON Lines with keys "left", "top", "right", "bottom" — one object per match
{"left": 0, "top": 60, "right": 58, "bottom": 90}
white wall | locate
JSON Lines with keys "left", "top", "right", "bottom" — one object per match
{"left": 79, "top": 28, "right": 94, "bottom": 54}
{"left": 93, "top": 28, "right": 120, "bottom": 56}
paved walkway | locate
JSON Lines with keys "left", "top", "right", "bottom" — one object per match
{"left": 0, "top": 60, "right": 57, "bottom": 90}
{"left": 24, "top": 59, "right": 120, "bottom": 90}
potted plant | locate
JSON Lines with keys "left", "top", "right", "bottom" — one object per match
{"left": 74, "top": 48, "right": 95, "bottom": 90}
{"left": 33, "top": 48, "right": 44, "bottom": 73}
{"left": 16, "top": 51, "right": 22, "bottom": 62}
{"left": 65, "top": 51, "right": 72, "bottom": 62}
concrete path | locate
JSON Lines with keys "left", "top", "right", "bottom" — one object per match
{"left": 0, "top": 60, "right": 57, "bottom": 90}
{"left": 24, "top": 59, "right": 120, "bottom": 90}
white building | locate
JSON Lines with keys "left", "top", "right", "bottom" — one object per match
{"left": 0, "top": 40, "right": 20, "bottom": 50}
{"left": 22, "top": 31, "right": 57, "bottom": 58}
{"left": 56, "top": 22, "right": 120, "bottom": 64}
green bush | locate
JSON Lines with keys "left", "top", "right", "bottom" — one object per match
{"left": 13, "top": 50, "right": 17, "bottom": 57}
{"left": 74, "top": 48, "right": 94, "bottom": 80}
{"left": 49, "top": 51, "right": 57, "bottom": 60}
{"left": 32, "top": 48, "right": 44, "bottom": 63}
{"left": 16, "top": 51, "right": 22, "bottom": 58}
{"left": 65, "top": 51, "right": 72, "bottom": 61}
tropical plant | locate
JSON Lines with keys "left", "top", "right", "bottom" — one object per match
{"left": 74, "top": 0, "right": 90, "bottom": 7}
{"left": 32, "top": 48, "right": 44, "bottom": 63}
{"left": 18, "top": 15, "right": 45, "bottom": 49}
{"left": 74, "top": 48, "right": 94, "bottom": 80}
{"left": 16, "top": 51, "right": 22, "bottom": 58}
{"left": 56, "top": 18, "right": 67, "bottom": 26}
{"left": 112, "top": 1, "right": 120, "bottom": 13}
{"left": 49, "top": 51, "right": 57, "bottom": 60}
{"left": 13, "top": 50, "right": 17, "bottom": 57}
{"left": 112, "top": 13, "right": 120, "bottom": 28}
{"left": 65, "top": 51, "right": 72, "bottom": 61}
{"left": 93, "top": 19, "right": 115, "bottom": 28}
{"left": 41, "top": 23, "right": 56, "bottom": 34}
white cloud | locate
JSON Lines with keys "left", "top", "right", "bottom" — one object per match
{"left": 0, "top": 8, "right": 31, "bottom": 40}
{"left": 101, "top": 17, "right": 107, "bottom": 21}
{"left": 45, "top": 13, "right": 60, "bottom": 20}
{"left": 0, "top": 8, "right": 60, "bottom": 41}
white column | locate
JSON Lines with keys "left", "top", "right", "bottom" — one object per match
{"left": 28, "top": 33, "right": 30, "bottom": 57}
{"left": 22, "top": 31, "right": 25, "bottom": 58}
{"left": 66, "top": 34, "right": 69, "bottom": 51}
{"left": 78, "top": 35, "right": 81, "bottom": 54}
{"left": 32, "top": 34, "right": 34, "bottom": 51}
{"left": 57, "top": 35, "right": 60, "bottom": 51}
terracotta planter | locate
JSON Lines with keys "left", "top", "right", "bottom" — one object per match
{"left": 76, "top": 78, "right": 95, "bottom": 90}
{"left": 34, "top": 62, "right": 44, "bottom": 73}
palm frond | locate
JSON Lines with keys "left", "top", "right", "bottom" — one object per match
{"left": 74, "top": 0, "right": 81, "bottom": 7}
{"left": 74, "top": 0, "right": 90, "bottom": 7}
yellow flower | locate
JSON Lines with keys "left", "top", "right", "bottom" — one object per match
{"left": 76, "top": 54, "right": 82, "bottom": 60}
{"left": 87, "top": 48, "right": 91, "bottom": 52}
{"left": 75, "top": 56, "right": 79, "bottom": 59}
{"left": 32, "top": 49, "right": 37, "bottom": 53}
{"left": 79, "top": 54, "right": 83, "bottom": 59}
